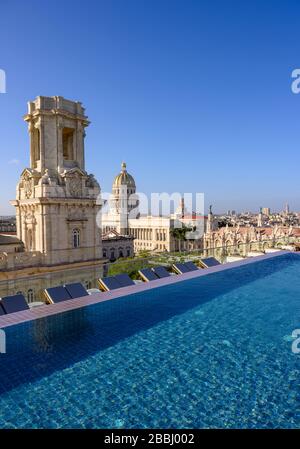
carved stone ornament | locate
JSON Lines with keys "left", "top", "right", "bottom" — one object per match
{"left": 68, "top": 206, "right": 86, "bottom": 221}
{"left": 23, "top": 173, "right": 33, "bottom": 199}
{"left": 68, "top": 175, "right": 82, "bottom": 197}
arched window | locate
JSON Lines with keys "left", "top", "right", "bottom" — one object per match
{"left": 32, "top": 127, "right": 40, "bottom": 168}
{"left": 103, "top": 249, "right": 107, "bottom": 258}
{"left": 119, "top": 249, "right": 124, "bottom": 258}
{"left": 27, "top": 289, "right": 35, "bottom": 303}
{"left": 126, "top": 247, "right": 131, "bottom": 257}
{"left": 72, "top": 229, "right": 80, "bottom": 248}
{"left": 62, "top": 127, "right": 74, "bottom": 160}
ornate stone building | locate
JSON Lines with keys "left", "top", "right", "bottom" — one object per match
{"left": 102, "top": 229, "right": 134, "bottom": 261}
{"left": 204, "top": 210, "right": 300, "bottom": 259}
{"left": 0, "top": 96, "right": 105, "bottom": 302}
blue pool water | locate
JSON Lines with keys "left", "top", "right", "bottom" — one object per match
{"left": 0, "top": 254, "right": 300, "bottom": 428}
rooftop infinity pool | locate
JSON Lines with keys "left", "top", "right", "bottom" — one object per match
{"left": 0, "top": 253, "right": 299, "bottom": 428}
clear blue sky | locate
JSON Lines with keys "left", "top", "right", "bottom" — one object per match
{"left": 0, "top": 0, "right": 299, "bottom": 215}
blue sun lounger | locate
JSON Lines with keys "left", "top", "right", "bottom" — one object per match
{"left": 98, "top": 276, "right": 122, "bottom": 291}
{"left": 184, "top": 261, "right": 199, "bottom": 271}
{"left": 138, "top": 268, "right": 159, "bottom": 282}
{"left": 65, "top": 283, "right": 89, "bottom": 299}
{"left": 98, "top": 276, "right": 121, "bottom": 292}
{"left": 98, "top": 274, "right": 135, "bottom": 291}
{"left": 44, "top": 286, "right": 72, "bottom": 304}
{"left": 199, "top": 257, "right": 221, "bottom": 268}
{"left": 152, "top": 266, "right": 171, "bottom": 279}
{"left": 173, "top": 261, "right": 199, "bottom": 274}
{"left": 0, "top": 294, "right": 30, "bottom": 314}
{"left": 114, "top": 274, "right": 135, "bottom": 287}
{"left": 172, "top": 263, "right": 191, "bottom": 274}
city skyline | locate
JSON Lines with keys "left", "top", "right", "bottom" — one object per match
{"left": 1, "top": 0, "right": 300, "bottom": 215}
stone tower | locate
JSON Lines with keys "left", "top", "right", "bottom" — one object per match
{"left": 12, "top": 96, "right": 102, "bottom": 266}
{"left": 206, "top": 205, "right": 216, "bottom": 233}
{"left": 107, "top": 162, "right": 138, "bottom": 234}
{"left": 257, "top": 207, "right": 263, "bottom": 227}
{"left": 285, "top": 203, "right": 290, "bottom": 215}
{"left": 174, "top": 197, "right": 188, "bottom": 219}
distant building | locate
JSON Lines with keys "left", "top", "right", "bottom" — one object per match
{"left": 0, "top": 217, "right": 16, "bottom": 233}
{"left": 102, "top": 163, "right": 205, "bottom": 253}
{"left": 102, "top": 229, "right": 134, "bottom": 261}
{"left": 285, "top": 203, "right": 290, "bottom": 215}
{"left": 204, "top": 209, "right": 300, "bottom": 257}
{"left": 262, "top": 207, "right": 271, "bottom": 216}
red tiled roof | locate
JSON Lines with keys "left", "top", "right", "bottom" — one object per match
{"left": 182, "top": 215, "right": 207, "bottom": 220}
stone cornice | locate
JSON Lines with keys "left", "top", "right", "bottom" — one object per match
{"left": 12, "top": 197, "right": 100, "bottom": 206}
{"left": 0, "top": 258, "right": 106, "bottom": 280}
{"left": 23, "top": 109, "right": 90, "bottom": 126}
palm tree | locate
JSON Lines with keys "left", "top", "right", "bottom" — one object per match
{"left": 170, "top": 225, "right": 192, "bottom": 252}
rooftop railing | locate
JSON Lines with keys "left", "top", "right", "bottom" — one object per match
{"left": 104, "top": 236, "right": 300, "bottom": 278}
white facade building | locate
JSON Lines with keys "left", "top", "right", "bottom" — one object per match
{"left": 102, "top": 163, "right": 205, "bottom": 253}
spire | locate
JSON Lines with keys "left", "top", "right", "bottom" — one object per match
{"left": 180, "top": 197, "right": 185, "bottom": 218}
{"left": 206, "top": 205, "right": 214, "bottom": 233}
{"left": 285, "top": 202, "right": 289, "bottom": 215}
{"left": 257, "top": 207, "right": 263, "bottom": 227}
{"left": 174, "top": 196, "right": 187, "bottom": 219}
{"left": 121, "top": 162, "right": 127, "bottom": 172}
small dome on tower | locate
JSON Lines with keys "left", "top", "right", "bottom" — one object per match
{"left": 113, "top": 162, "right": 136, "bottom": 188}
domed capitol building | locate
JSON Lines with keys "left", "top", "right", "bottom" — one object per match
{"left": 101, "top": 162, "right": 204, "bottom": 256}
{"left": 113, "top": 162, "right": 136, "bottom": 189}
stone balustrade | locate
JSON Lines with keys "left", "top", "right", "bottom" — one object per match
{"left": 0, "top": 251, "right": 42, "bottom": 271}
